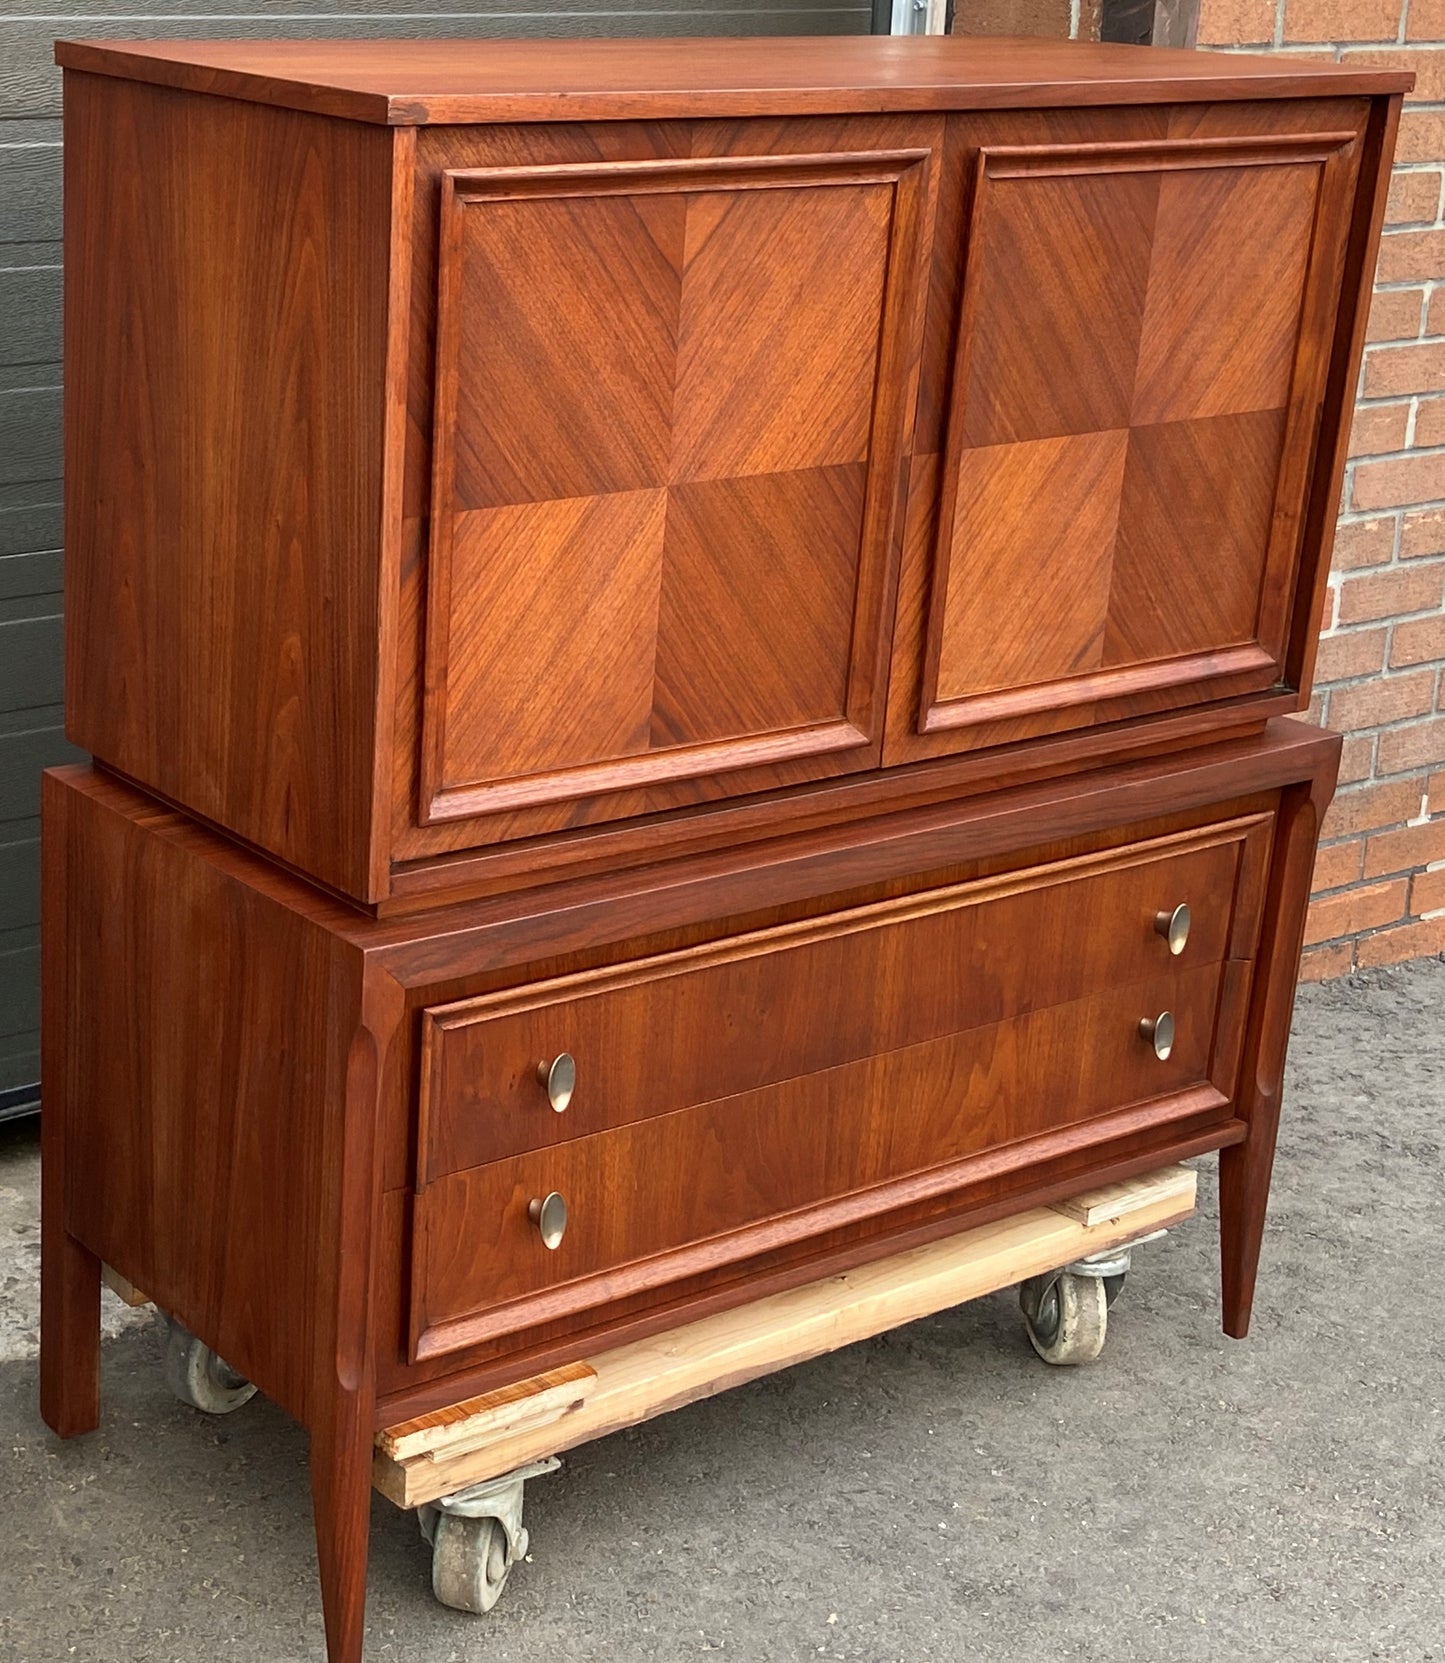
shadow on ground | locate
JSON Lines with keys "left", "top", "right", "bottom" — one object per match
{"left": 1, "top": 960, "right": 1441, "bottom": 1663}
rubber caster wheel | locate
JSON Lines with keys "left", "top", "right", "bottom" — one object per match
{"left": 1019, "top": 1271, "right": 1108, "bottom": 1366}
{"left": 162, "top": 1316, "right": 257, "bottom": 1414}
{"left": 420, "top": 1508, "right": 518, "bottom": 1614}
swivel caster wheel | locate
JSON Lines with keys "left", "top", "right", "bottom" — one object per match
{"left": 418, "top": 1456, "right": 559, "bottom": 1616}
{"left": 424, "top": 1512, "right": 514, "bottom": 1614}
{"left": 1018, "top": 1271, "right": 1109, "bottom": 1366}
{"left": 161, "top": 1315, "right": 257, "bottom": 1415}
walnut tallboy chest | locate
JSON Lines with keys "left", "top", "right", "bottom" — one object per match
{"left": 40, "top": 35, "right": 1407, "bottom": 1662}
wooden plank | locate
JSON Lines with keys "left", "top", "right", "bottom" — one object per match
{"left": 1051, "top": 1163, "right": 1196, "bottom": 1227}
{"left": 377, "top": 1362, "right": 597, "bottom": 1464}
{"left": 101, "top": 1263, "right": 150, "bottom": 1307}
{"left": 375, "top": 1165, "right": 1195, "bottom": 1508}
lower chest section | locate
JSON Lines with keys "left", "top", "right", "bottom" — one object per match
{"left": 378, "top": 797, "right": 1277, "bottom": 1400}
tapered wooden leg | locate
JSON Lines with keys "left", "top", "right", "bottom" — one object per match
{"left": 311, "top": 1390, "right": 374, "bottom": 1663}
{"left": 1219, "top": 1134, "right": 1274, "bottom": 1339}
{"left": 1219, "top": 764, "right": 1337, "bottom": 1341}
{"left": 39, "top": 1213, "right": 101, "bottom": 1437}
{"left": 39, "top": 772, "right": 101, "bottom": 1437}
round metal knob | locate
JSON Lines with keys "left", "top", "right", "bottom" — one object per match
{"left": 528, "top": 1191, "right": 568, "bottom": 1250}
{"left": 1154, "top": 903, "right": 1192, "bottom": 956}
{"left": 536, "top": 1053, "right": 576, "bottom": 1113}
{"left": 1138, "top": 1011, "right": 1176, "bottom": 1061}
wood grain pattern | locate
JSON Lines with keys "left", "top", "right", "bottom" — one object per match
{"left": 1288, "top": 95, "right": 1403, "bottom": 701}
{"left": 61, "top": 71, "right": 397, "bottom": 901}
{"left": 55, "top": 64, "right": 1397, "bottom": 906}
{"left": 1104, "top": 409, "right": 1290, "bottom": 663}
{"left": 417, "top": 818, "right": 1268, "bottom": 1180}
{"left": 419, "top": 148, "right": 930, "bottom": 830}
{"left": 51, "top": 37, "right": 1412, "bottom": 128}
{"left": 1220, "top": 759, "right": 1340, "bottom": 1338}
{"left": 392, "top": 114, "right": 942, "bottom": 869}
{"left": 383, "top": 697, "right": 1300, "bottom": 912}
{"left": 438, "top": 493, "right": 668, "bottom": 784}
{"left": 1051, "top": 1162, "right": 1197, "bottom": 1227}
{"left": 934, "top": 432, "right": 1128, "bottom": 700}
{"left": 1131, "top": 159, "right": 1319, "bottom": 424}
{"left": 377, "top": 1107, "right": 1251, "bottom": 1420}
{"left": 40, "top": 765, "right": 406, "bottom": 1663}
{"left": 38, "top": 769, "right": 100, "bottom": 1439}
{"left": 450, "top": 189, "right": 682, "bottom": 509}
{"left": 41, "top": 718, "right": 1329, "bottom": 1392}
{"left": 957, "top": 165, "right": 1158, "bottom": 447}
{"left": 40, "top": 768, "right": 377, "bottom": 1429}
{"left": 412, "top": 961, "right": 1234, "bottom": 1359}
{"left": 891, "top": 106, "right": 1368, "bottom": 766}
{"left": 668, "top": 176, "right": 891, "bottom": 479}
{"left": 651, "top": 465, "right": 865, "bottom": 745}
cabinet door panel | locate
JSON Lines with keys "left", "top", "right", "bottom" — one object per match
{"left": 419, "top": 147, "right": 931, "bottom": 826}
{"left": 889, "top": 106, "right": 1366, "bottom": 758}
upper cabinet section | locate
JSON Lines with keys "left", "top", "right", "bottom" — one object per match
{"left": 57, "top": 42, "right": 1406, "bottom": 904}
{"left": 413, "top": 137, "right": 934, "bottom": 833}
{"left": 887, "top": 100, "right": 1370, "bottom": 762}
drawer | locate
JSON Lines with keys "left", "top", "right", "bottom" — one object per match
{"left": 417, "top": 816, "right": 1272, "bottom": 1180}
{"left": 411, "top": 955, "right": 1245, "bottom": 1360}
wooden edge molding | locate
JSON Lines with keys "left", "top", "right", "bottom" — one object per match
{"left": 376, "top": 1163, "right": 1197, "bottom": 1508}
{"left": 444, "top": 148, "right": 934, "bottom": 202}
{"left": 417, "top": 812, "right": 1270, "bottom": 1031}
{"left": 979, "top": 129, "right": 1361, "bottom": 179}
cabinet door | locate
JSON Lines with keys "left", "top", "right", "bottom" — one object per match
{"left": 888, "top": 103, "right": 1367, "bottom": 760}
{"left": 416, "top": 143, "right": 932, "bottom": 829}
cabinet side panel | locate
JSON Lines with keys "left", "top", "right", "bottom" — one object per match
{"left": 50, "top": 766, "right": 364, "bottom": 1425}
{"left": 62, "top": 72, "right": 394, "bottom": 900}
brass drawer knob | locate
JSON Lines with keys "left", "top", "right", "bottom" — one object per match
{"left": 528, "top": 1191, "right": 568, "bottom": 1250}
{"left": 536, "top": 1052, "right": 576, "bottom": 1113}
{"left": 1138, "top": 1011, "right": 1176, "bottom": 1061}
{"left": 1154, "top": 903, "right": 1192, "bottom": 956}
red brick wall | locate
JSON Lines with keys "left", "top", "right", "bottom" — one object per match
{"left": 1192, "top": 0, "right": 1445, "bottom": 975}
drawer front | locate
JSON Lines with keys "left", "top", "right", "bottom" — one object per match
{"left": 419, "top": 816, "right": 1271, "bottom": 1180}
{"left": 412, "top": 956, "right": 1244, "bottom": 1359}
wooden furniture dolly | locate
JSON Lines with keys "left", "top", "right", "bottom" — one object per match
{"left": 40, "top": 35, "right": 1407, "bottom": 1663}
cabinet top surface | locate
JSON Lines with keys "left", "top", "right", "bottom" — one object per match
{"left": 54, "top": 35, "right": 1410, "bottom": 126}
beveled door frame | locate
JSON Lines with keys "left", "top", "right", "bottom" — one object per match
{"left": 914, "top": 125, "right": 1363, "bottom": 744}
{"left": 418, "top": 148, "right": 933, "bottom": 827}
